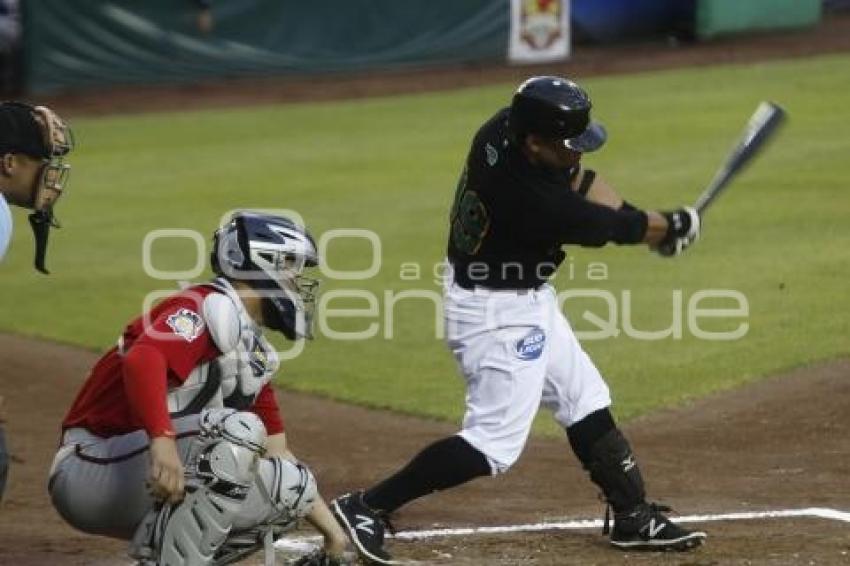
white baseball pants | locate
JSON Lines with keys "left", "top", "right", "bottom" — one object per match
{"left": 444, "top": 272, "right": 611, "bottom": 473}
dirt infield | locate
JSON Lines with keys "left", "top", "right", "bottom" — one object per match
{"left": 41, "top": 13, "right": 850, "bottom": 117}
{"left": 0, "top": 333, "right": 848, "bottom": 565}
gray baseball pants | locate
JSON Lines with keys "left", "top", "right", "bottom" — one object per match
{"left": 48, "top": 414, "right": 284, "bottom": 540}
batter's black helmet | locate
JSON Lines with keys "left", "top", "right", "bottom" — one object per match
{"left": 509, "top": 76, "right": 607, "bottom": 153}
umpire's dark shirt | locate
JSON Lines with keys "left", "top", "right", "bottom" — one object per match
{"left": 447, "top": 108, "right": 648, "bottom": 290}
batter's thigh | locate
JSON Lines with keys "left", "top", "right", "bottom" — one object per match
{"left": 49, "top": 418, "right": 199, "bottom": 540}
{"left": 541, "top": 309, "right": 612, "bottom": 428}
{"left": 447, "top": 291, "right": 551, "bottom": 472}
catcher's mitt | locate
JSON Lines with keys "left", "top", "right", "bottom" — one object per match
{"left": 290, "top": 549, "right": 352, "bottom": 566}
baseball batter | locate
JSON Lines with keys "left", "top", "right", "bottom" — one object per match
{"left": 332, "top": 77, "right": 706, "bottom": 563}
{"left": 0, "top": 100, "right": 74, "bottom": 504}
{"left": 49, "top": 212, "right": 350, "bottom": 565}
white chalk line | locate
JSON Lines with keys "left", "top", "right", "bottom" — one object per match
{"left": 275, "top": 506, "right": 850, "bottom": 553}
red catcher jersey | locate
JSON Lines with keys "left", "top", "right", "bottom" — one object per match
{"left": 62, "top": 285, "right": 284, "bottom": 437}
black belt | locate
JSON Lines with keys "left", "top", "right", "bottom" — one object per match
{"left": 452, "top": 269, "right": 542, "bottom": 292}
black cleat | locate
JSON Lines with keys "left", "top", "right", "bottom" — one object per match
{"left": 331, "top": 492, "right": 397, "bottom": 565}
{"left": 610, "top": 503, "right": 707, "bottom": 551}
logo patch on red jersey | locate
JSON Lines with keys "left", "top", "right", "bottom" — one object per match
{"left": 166, "top": 308, "right": 205, "bottom": 342}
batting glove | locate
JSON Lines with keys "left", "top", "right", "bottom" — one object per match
{"left": 657, "top": 206, "right": 700, "bottom": 257}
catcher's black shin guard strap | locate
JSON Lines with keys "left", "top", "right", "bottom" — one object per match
{"left": 364, "top": 435, "right": 490, "bottom": 513}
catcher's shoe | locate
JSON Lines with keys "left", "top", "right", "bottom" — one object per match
{"left": 332, "top": 492, "right": 397, "bottom": 565}
{"left": 290, "top": 548, "right": 352, "bottom": 566}
{"left": 609, "top": 503, "right": 707, "bottom": 551}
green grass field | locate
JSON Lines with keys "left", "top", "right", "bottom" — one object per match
{"left": 2, "top": 53, "right": 848, "bottom": 434}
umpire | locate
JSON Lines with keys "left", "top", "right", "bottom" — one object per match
{"left": 332, "top": 76, "right": 704, "bottom": 564}
{"left": 0, "top": 101, "right": 74, "bottom": 503}
{"left": 0, "top": 101, "right": 73, "bottom": 271}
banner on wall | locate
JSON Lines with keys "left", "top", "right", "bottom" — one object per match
{"left": 508, "top": 0, "right": 570, "bottom": 63}
{"left": 23, "top": 0, "right": 509, "bottom": 93}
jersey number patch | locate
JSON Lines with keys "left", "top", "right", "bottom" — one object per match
{"left": 450, "top": 167, "right": 490, "bottom": 255}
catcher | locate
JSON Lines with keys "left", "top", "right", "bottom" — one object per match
{"left": 49, "top": 212, "right": 349, "bottom": 565}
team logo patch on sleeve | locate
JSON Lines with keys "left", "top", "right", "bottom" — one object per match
{"left": 516, "top": 327, "right": 546, "bottom": 360}
{"left": 166, "top": 308, "right": 205, "bottom": 342}
{"left": 485, "top": 142, "right": 499, "bottom": 166}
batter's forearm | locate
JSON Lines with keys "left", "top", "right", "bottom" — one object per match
{"left": 643, "top": 211, "right": 669, "bottom": 246}
{"left": 582, "top": 174, "right": 624, "bottom": 210}
{"left": 575, "top": 172, "right": 668, "bottom": 243}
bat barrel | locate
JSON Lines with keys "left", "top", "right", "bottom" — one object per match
{"left": 693, "top": 101, "right": 787, "bottom": 215}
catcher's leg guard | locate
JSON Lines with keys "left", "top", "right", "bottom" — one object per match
{"left": 132, "top": 409, "right": 266, "bottom": 566}
{"left": 235, "top": 455, "right": 318, "bottom": 529}
{"left": 215, "top": 456, "right": 318, "bottom": 565}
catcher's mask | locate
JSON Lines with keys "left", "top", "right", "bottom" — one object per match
{"left": 0, "top": 101, "right": 75, "bottom": 273}
{"left": 211, "top": 211, "right": 320, "bottom": 340}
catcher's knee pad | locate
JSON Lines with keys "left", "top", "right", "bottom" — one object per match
{"left": 197, "top": 408, "right": 267, "bottom": 454}
{"left": 265, "top": 456, "right": 317, "bottom": 522}
{"left": 234, "top": 456, "right": 318, "bottom": 532}
{"left": 214, "top": 457, "right": 318, "bottom": 565}
{"left": 149, "top": 410, "right": 267, "bottom": 565}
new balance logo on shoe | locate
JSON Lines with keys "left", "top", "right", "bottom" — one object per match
{"left": 643, "top": 518, "right": 666, "bottom": 538}
{"left": 332, "top": 493, "right": 397, "bottom": 564}
{"left": 355, "top": 514, "right": 375, "bottom": 536}
{"left": 610, "top": 502, "right": 707, "bottom": 552}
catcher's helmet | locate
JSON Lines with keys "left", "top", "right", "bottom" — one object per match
{"left": 211, "top": 211, "right": 319, "bottom": 340}
{"left": 509, "top": 76, "right": 607, "bottom": 153}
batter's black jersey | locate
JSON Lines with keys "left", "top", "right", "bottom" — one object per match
{"left": 447, "top": 108, "right": 648, "bottom": 290}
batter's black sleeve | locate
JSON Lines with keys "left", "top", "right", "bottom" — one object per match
{"left": 530, "top": 188, "right": 648, "bottom": 247}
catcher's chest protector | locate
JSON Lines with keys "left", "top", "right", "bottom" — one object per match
{"left": 168, "top": 279, "right": 280, "bottom": 417}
